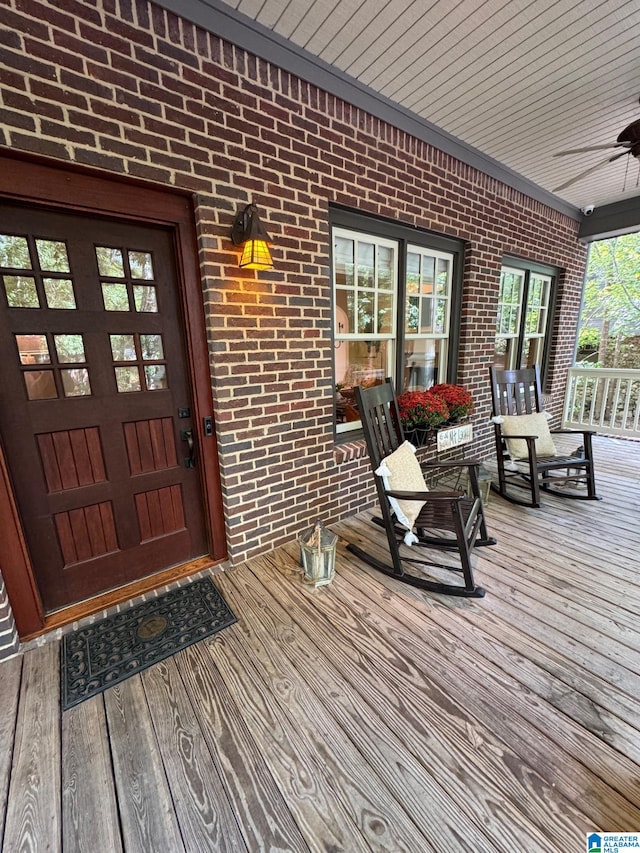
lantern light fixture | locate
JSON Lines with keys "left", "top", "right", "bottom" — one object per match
{"left": 230, "top": 203, "right": 273, "bottom": 270}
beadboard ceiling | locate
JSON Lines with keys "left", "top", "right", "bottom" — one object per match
{"left": 215, "top": 0, "right": 640, "bottom": 214}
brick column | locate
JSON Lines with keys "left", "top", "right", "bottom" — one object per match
{"left": 0, "top": 574, "right": 19, "bottom": 663}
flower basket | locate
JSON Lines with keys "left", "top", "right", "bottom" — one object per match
{"left": 403, "top": 424, "right": 433, "bottom": 448}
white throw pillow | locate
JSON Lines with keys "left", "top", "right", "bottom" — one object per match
{"left": 498, "top": 412, "right": 557, "bottom": 460}
{"left": 375, "top": 441, "right": 428, "bottom": 534}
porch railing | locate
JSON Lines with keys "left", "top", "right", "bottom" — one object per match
{"left": 562, "top": 366, "right": 640, "bottom": 437}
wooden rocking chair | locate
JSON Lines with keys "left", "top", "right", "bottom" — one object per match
{"left": 347, "top": 379, "right": 495, "bottom": 598}
{"left": 490, "top": 365, "right": 600, "bottom": 507}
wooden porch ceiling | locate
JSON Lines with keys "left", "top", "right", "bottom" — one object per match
{"left": 1, "top": 435, "right": 639, "bottom": 850}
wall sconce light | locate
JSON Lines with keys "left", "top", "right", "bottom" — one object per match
{"left": 230, "top": 203, "right": 273, "bottom": 270}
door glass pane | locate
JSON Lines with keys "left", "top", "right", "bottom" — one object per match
{"left": 128, "top": 251, "right": 154, "bottom": 280}
{"left": 43, "top": 278, "right": 76, "bottom": 309}
{"left": 0, "top": 235, "right": 30, "bottom": 268}
{"left": 110, "top": 334, "right": 136, "bottom": 361}
{"left": 35, "top": 240, "right": 70, "bottom": 272}
{"left": 115, "top": 366, "right": 141, "bottom": 392}
{"left": 144, "top": 365, "right": 167, "bottom": 390}
{"left": 133, "top": 285, "right": 158, "bottom": 312}
{"left": 54, "top": 334, "right": 85, "bottom": 363}
{"left": 61, "top": 368, "right": 91, "bottom": 397}
{"left": 15, "top": 334, "right": 51, "bottom": 364}
{"left": 96, "top": 247, "right": 125, "bottom": 277}
{"left": 4, "top": 275, "right": 39, "bottom": 307}
{"left": 24, "top": 370, "right": 57, "bottom": 400}
{"left": 102, "top": 283, "right": 130, "bottom": 311}
{"left": 140, "top": 334, "right": 163, "bottom": 360}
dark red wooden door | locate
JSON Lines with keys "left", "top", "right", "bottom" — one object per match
{"left": 0, "top": 204, "right": 208, "bottom": 611}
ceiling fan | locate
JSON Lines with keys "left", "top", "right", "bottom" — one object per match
{"left": 552, "top": 118, "right": 640, "bottom": 193}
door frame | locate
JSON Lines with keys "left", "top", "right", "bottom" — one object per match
{"left": 0, "top": 154, "right": 226, "bottom": 637}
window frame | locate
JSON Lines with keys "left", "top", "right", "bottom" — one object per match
{"left": 330, "top": 206, "right": 465, "bottom": 438}
{"left": 495, "top": 255, "right": 558, "bottom": 383}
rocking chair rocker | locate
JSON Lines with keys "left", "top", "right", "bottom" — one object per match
{"left": 490, "top": 365, "right": 600, "bottom": 507}
{"left": 347, "top": 379, "right": 495, "bottom": 598}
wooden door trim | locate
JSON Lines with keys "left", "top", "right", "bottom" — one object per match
{"left": 0, "top": 443, "right": 44, "bottom": 636}
{"left": 0, "top": 154, "right": 226, "bottom": 636}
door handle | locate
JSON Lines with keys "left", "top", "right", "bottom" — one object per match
{"left": 181, "top": 428, "right": 195, "bottom": 468}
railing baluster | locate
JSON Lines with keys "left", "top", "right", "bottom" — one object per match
{"left": 563, "top": 367, "right": 640, "bottom": 437}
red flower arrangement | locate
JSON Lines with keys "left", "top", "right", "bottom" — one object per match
{"left": 397, "top": 384, "right": 473, "bottom": 439}
{"left": 430, "top": 383, "right": 474, "bottom": 423}
{"left": 396, "top": 389, "right": 450, "bottom": 430}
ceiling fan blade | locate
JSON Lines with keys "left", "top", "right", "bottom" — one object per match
{"left": 553, "top": 150, "right": 630, "bottom": 193}
{"left": 553, "top": 143, "right": 629, "bottom": 156}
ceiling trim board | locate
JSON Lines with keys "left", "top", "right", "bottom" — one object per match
{"left": 578, "top": 196, "right": 640, "bottom": 242}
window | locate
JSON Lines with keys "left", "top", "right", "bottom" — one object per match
{"left": 332, "top": 209, "right": 464, "bottom": 434}
{"left": 494, "top": 258, "right": 556, "bottom": 374}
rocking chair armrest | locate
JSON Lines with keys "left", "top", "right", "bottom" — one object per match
{"left": 386, "top": 489, "right": 464, "bottom": 502}
{"left": 550, "top": 428, "right": 596, "bottom": 436}
{"left": 495, "top": 432, "right": 538, "bottom": 440}
{"left": 419, "top": 459, "right": 481, "bottom": 470}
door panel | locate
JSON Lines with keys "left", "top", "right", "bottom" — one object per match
{"left": 0, "top": 204, "right": 208, "bottom": 611}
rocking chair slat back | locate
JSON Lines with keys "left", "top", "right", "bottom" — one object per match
{"left": 490, "top": 366, "right": 541, "bottom": 415}
{"left": 358, "top": 379, "right": 404, "bottom": 467}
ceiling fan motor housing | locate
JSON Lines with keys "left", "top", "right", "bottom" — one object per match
{"left": 617, "top": 118, "right": 640, "bottom": 156}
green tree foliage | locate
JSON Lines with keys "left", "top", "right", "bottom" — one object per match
{"left": 580, "top": 234, "right": 640, "bottom": 367}
{"left": 583, "top": 234, "right": 640, "bottom": 336}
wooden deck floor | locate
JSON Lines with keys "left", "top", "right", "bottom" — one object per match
{"left": 1, "top": 435, "right": 639, "bottom": 852}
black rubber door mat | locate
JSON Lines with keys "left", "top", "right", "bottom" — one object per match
{"left": 61, "top": 577, "right": 237, "bottom": 710}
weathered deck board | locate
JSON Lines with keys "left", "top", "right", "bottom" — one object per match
{"left": 177, "top": 641, "right": 311, "bottom": 852}
{"left": 0, "top": 655, "right": 21, "bottom": 837}
{"left": 140, "top": 657, "right": 250, "bottom": 853}
{"left": 105, "top": 676, "right": 186, "bottom": 852}
{"left": 204, "top": 627, "right": 386, "bottom": 853}
{"left": 3, "top": 643, "right": 60, "bottom": 853}
{"left": 62, "top": 696, "right": 122, "bottom": 853}
{"left": 0, "top": 435, "right": 638, "bottom": 852}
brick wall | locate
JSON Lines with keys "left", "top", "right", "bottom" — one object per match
{"left": 0, "top": 572, "right": 19, "bottom": 661}
{"left": 0, "top": 0, "right": 588, "bottom": 566}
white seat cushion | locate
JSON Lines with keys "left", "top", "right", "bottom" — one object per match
{"left": 498, "top": 412, "right": 557, "bottom": 460}
{"left": 375, "top": 441, "right": 428, "bottom": 531}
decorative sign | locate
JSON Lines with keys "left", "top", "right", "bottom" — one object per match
{"left": 437, "top": 422, "right": 473, "bottom": 452}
